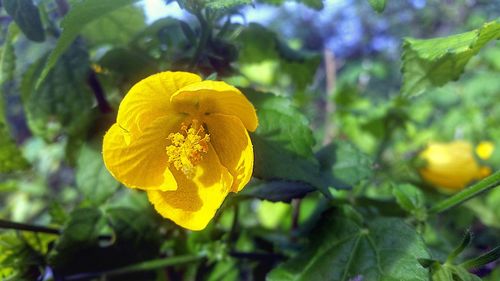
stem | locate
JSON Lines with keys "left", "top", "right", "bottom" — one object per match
{"left": 291, "top": 199, "right": 301, "bottom": 231}
{"left": 228, "top": 204, "right": 239, "bottom": 247}
{"left": 0, "top": 219, "right": 60, "bottom": 235}
{"left": 229, "top": 251, "right": 285, "bottom": 261}
{"left": 429, "top": 170, "right": 500, "bottom": 215}
{"left": 64, "top": 255, "right": 203, "bottom": 280}
{"left": 87, "top": 71, "right": 112, "bottom": 113}
{"left": 105, "top": 255, "right": 203, "bottom": 276}
{"left": 189, "top": 12, "right": 210, "bottom": 69}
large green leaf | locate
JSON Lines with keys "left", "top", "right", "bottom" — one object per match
{"left": 36, "top": 0, "right": 141, "bottom": 88}
{"left": 401, "top": 20, "right": 500, "bottom": 97}
{"left": 21, "top": 45, "right": 94, "bottom": 139}
{"left": 3, "top": 0, "right": 45, "bottom": 42}
{"left": 316, "top": 140, "right": 373, "bottom": 189}
{"left": 81, "top": 5, "right": 146, "bottom": 46}
{"left": 244, "top": 89, "right": 325, "bottom": 194}
{"left": 76, "top": 145, "right": 120, "bottom": 205}
{"left": 267, "top": 209, "right": 430, "bottom": 281}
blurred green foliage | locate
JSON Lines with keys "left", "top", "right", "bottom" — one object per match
{"left": 0, "top": 0, "right": 499, "bottom": 280}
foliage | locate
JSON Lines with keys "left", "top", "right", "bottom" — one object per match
{"left": 1, "top": 0, "right": 500, "bottom": 280}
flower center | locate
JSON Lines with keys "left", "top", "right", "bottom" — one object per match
{"left": 166, "top": 119, "right": 210, "bottom": 178}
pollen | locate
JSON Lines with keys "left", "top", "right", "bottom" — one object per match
{"left": 166, "top": 119, "right": 210, "bottom": 178}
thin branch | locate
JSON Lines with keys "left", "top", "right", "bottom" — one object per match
{"left": 0, "top": 219, "right": 60, "bottom": 235}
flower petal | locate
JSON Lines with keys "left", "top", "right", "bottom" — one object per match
{"left": 170, "top": 81, "right": 258, "bottom": 132}
{"left": 147, "top": 144, "right": 233, "bottom": 231}
{"left": 204, "top": 114, "right": 253, "bottom": 192}
{"left": 103, "top": 115, "right": 185, "bottom": 191}
{"left": 117, "top": 71, "right": 201, "bottom": 135}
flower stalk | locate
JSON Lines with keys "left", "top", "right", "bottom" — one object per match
{"left": 428, "top": 170, "right": 500, "bottom": 214}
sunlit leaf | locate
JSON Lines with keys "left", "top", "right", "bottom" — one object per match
{"left": 401, "top": 20, "right": 500, "bottom": 97}
{"left": 81, "top": 5, "right": 146, "bottom": 46}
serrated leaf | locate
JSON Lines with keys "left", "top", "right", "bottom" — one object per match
{"left": 76, "top": 145, "right": 120, "bottom": 205}
{"left": 244, "top": 89, "right": 325, "bottom": 194}
{"left": 267, "top": 210, "right": 430, "bottom": 281}
{"left": 21, "top": 45, "right": 94, "bottom": 139}
{"left": 368, "top": 0, "right": 387, "bottom": 13}
{"left": 316, "top": 140, "right": 373, "bottom": 189}
{"left": 205, "top": 0, "right": 252, "bottom": 9}
{"left": 3, "top": 0, "right": 45, "bottom": 42}
{"left": 36, "top": 0, "right": 141, "bottom": 88}
{"left": 81, "top": 5, "right": 146, "bottom": 46}
{"left": 401, "top": 20, "right": 500, "bottom": 97}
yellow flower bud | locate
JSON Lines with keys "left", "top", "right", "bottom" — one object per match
{"left": 418, "top": 141, "right": 490, "bottom": 192}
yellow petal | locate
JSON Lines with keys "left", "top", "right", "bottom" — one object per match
{"left": 170, "top": 81, "right": 258, "bottom": 132}
{"left": 103, "top": 115, "right": 185, "bottom": 191}
{"left": 419, "top": 141, "right": 480, "bottom": 191}
{"left": 147, "top": 144, "right": 233, "bottom": 231}
{"left": 204, "top": 113, "right": 253, "bottom": 192}
{"left": 117, "top": 71, "right": 201, "bottom": 136}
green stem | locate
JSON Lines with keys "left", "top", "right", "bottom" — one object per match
{"left": 428, "top": 170, "right": 500, "bottom": 215}
{"left": 189, "top": 11, "right": 210, "bottom": 69}
{"left": 0, "top": 219, "right": 60, "bottom": 234}
{"left": 105, "top": 255, "right": 204, "bottom": 276}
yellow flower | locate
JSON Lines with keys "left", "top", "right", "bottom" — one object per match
{"left": 476, "top": 141, "right": 495, "bottom": 160}
{"left": 102, "top": 71, "right": 258, "bottom": 230}
{"left": 418, "top": 141, "right": 491, "bottom": 192}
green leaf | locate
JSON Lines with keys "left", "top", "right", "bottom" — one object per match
{"left": 3, "top": 0, "right": 45, "bottom": 42}
{"left": 81, "top": 5, "right": 146, "bottom": 46}
{"left": 99, "top": 47, "right": 158, "bottom": 82}
{"left": 267, "top": 210, "right": 430, "bottom": 281}
{"left": 238, "top": 24, "right": 321, "bottom": 91}
{"left": 0, "top": 124, "right": 29, "bottom": 173}
{"left": 392, "top": 184, "right": 426, "bottom": 219}
{"left": 21, "top": 44, "right": 94, "bottom": 139}
{"left": 0, "top": 25, "right": 28, "bottom": 173}
{"left": 0, "top": 24, "right": 18, "bottom": 85}
{"left": 244, "top": 89, "right": 325, "bottom": 194}
{"left": 36, "top": 0, "right": 141, "bottom": 88}
{"left": 401, "top": 20, "right": 500, "bottom": 97}
{"left": 367, "top": 0, "right": 387, "bottom": 13}
{"left": 205, "top": 0, "right": 252, "bottom": 9}
{"left": 76, "top": 145, "right": 120, "bottom": 205}
{"left": 316, "top": 140, "right": 373, "bottom": 189}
